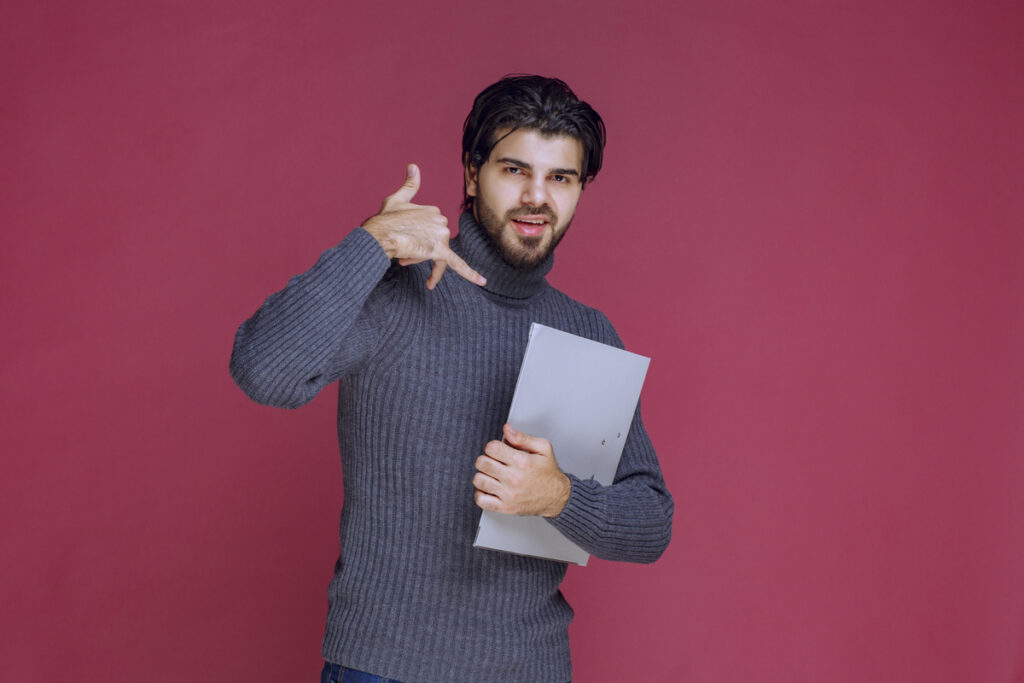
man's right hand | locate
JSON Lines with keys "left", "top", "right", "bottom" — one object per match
{"left": 362, "top": 164, "right": 487, "bottom": 290}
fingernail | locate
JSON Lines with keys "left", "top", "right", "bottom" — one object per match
{"left": 506, "top": 424, "right": 517, "bottom": 436}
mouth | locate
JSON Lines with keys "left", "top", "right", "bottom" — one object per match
{"left": 510, "top": 215, "right": 551, "bottom": 237}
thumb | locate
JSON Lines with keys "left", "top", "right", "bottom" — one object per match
{"left": 390, "top": 163, "right": 420, "bottom": 204}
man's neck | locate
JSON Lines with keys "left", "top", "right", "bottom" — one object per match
{"left": 451, "top": 212, "right": 554, "bottom": 299}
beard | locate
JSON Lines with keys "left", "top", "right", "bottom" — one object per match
{"left": 473, "top": 198, "right": 572, "bottom": 270}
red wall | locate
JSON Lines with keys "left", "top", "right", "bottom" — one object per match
{"left": 3, "top": 1, "right": 1022, "bottom": 681}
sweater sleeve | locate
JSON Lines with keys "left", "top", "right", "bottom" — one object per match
{"left": 545, "top": 312, "right": 674, "bottom": 564}
{"left": 229, "top": 227, "right": 394, "bottom": 409}
{"left": 546, "top": 403, "right": 674, "bottom": 564}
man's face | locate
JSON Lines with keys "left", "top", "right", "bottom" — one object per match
{"left": 465, "top": 128, "right": 584, "bottom": 270}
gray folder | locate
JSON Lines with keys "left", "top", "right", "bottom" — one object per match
{"left": 473, "top": 323, "right": 650, "bottom": 565}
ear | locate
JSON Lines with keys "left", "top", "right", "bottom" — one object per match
{"left": 463, "top": 153, "right": 479, "bottom": 198}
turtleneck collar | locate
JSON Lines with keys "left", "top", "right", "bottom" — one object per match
{"left": 451, "top": 211, "right": 553, "bottom": 300}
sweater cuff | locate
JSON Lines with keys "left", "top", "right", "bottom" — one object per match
{"left": 546, "top": 473, "right": 604, "bottom": 543}
{"left": 325, "top": 226, "right": 392, "bottom": 280}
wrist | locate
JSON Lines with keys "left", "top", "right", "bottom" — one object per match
{"left": 542, "top": 472, "right": 572, "bottom": 518}
{"left": 362, "top": 218, "right": 397, "bottom": 258}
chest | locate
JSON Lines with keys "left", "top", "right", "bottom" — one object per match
{"left": 359, "top": 301, "right": 537, "bottom": 441}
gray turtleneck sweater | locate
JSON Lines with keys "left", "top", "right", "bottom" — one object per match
{"left": 230, "top": 213, "right": 672, "bottom": 683}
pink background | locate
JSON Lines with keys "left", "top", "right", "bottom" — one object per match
{"left": 3, "top": 1, "right": 1022, "bottom": 681}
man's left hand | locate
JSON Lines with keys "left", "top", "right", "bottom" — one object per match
{"left": 473, "top": 424, "right": 571, "bottom": 518}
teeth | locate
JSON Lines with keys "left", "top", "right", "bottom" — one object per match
{"left": 517, "top": 219, "right": 544, "bottom": 224}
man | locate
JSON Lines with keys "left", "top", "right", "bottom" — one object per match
{"left": 231, "top": 75, "right": 672, "bottom": 683}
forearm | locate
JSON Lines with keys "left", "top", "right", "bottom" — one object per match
{"left": 547, "top": 473, "right": 673, "bottom": 563}
{"left": 229, "top": 227, "right": 392, "bottom": 408}
{"left": 546, "top": 415, "right": 673, "bottom": 563}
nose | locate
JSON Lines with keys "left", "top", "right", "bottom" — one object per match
{"left": 520, "top": 176, "right": 548, "bottom": 208}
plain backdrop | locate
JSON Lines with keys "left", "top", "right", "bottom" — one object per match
{"left": 2, "top": 1, "right": 1022, "bottom": 681}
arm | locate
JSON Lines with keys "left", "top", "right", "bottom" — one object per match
{"left": 546, "top": 405, "right": 673, "bottom": 564}
{"left": 474, "top": 412, "right": 672, "bottom": 564}
{"left": 545, "top": 316, "right": 674, "bottom": 562}
{"left": 230, "top": 164, "right": 486, "bottom": 408}
{"left": 229, "top": 227, "right": 392, "bottom": 408}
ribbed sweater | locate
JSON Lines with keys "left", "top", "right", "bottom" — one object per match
{"left": 230, "top": 212, "right": 673, "bottom": 683}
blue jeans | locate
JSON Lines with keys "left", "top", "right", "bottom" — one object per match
{"left": 320, "top": 662, "right": 403, "bottom": 683}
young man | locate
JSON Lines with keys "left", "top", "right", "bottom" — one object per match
{"left": 231, "top": 75, "right": 672, "bottom": 683}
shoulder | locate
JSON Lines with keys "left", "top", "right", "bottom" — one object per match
{"left": 543, "top": 286, "right": 624, "bottom": 349}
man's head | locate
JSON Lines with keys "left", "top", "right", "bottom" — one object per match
{"left": 462, "top": 75, "right": 606, "bottom": 270}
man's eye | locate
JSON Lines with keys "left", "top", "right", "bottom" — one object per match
{"left": 551, "top": 175, "right": 567, "bottom": 183}
{"left": 505, "top": 167, "right": 522, "bottom": 174}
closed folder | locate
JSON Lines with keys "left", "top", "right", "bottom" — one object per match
{"left": 473, "top": 323, "right": 650, "bottom": 565}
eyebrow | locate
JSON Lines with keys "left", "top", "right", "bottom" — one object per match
{"left": 496, "top": 157, "right": 581, "bottom": 177}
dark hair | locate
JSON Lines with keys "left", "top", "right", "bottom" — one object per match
{"left": 461, "top": 75, "right": 606, "bottom": 210}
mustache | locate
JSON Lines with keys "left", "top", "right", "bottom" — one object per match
{"left": 507, "top": 206, "right": 556, "bottom": 221}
